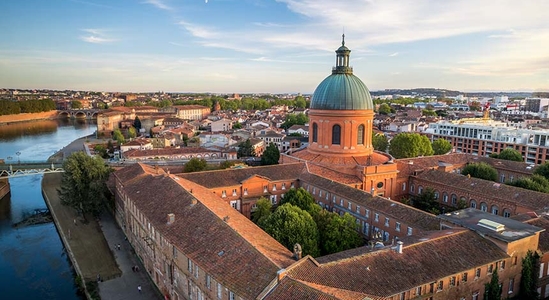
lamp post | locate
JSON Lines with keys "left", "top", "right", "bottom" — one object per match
{"left": 16, "top": 151, "right": 21, "bottom": 164}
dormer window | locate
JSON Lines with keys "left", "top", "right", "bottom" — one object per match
{"left": 243, "top": 188, "right": 248, "bottom": 196}
{"left": 282, "top": 183, "right": 286, "bottom": 190}
{"left": 272, "top": 184, "right": 277, "bottom": 191}
{"left": 221, "top": 190, "right": 226, "bottom": 198}
{"left": 232, "top": 189, "right": 237, "bottom": 196}
{"left": 263, "top": 186, "right": 268, "bottom": 193}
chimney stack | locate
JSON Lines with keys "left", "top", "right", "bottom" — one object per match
{"left": 396, "top": 241, "right": 403, "bottom": 254}
{"left": 167, "top": 213, "right": 175, "bottom": 225}
{"left": 277, "top": 269, "right": 287, "bottom": 282}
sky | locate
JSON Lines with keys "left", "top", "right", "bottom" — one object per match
{"left": 0, "top": 0, "right": 548, "bottom": 94}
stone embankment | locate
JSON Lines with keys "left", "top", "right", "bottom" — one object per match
{"left": 0, "top": 111, "right": 59, "bottom": 125}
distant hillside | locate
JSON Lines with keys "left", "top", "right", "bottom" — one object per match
{"left": 371, "top": 88, "right": 533, "bottom": 99}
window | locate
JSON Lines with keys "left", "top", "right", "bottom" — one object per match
{"left": 356, "top": 205, "right": 360, "bottom": 213}
{"left": 282, "top": 183, "right": 286, "bottom": 190}
{"left": 513, "top": 256, "right": 518, "bottom": 265}
{"left": 357, "top": 124, "right": 365, "bottom": 145}
{"left": 415, "top": 286, "right": 422, "bottom": 296}
{"left": 272, "top": 184, "right": 277, "bottom": 191}
{"left": 374, "top": 213, "right": 379, "bottom": 222}
{"left": 396, "top": 222, "right": 401, "bottom": 232}
{"left": 470, "top": 200, "right": 477, "bottom": 209}
{"left": 229, "top": 291, "right": 235, "bottom": 300}
{"left": 195, "top": 265, "right": 199, "bottom": 278}
{"left": 217, "top": 283, "right": 222, "bottom": 299}
{"left": 332, "top": 195, "right": 336, "bottom": 203}
{"left": 450, "top": 276, "right": 456, "bottom": 286}
{"left": 437, "top": 281, "right": 443, "bottom": 291}
{"left": 402, "top": 182, "right": 406, "bottom": 191}
{"left": 332, "top": 124, "right": 341, "bottom": 145}
{"left": 384, "top": 218, "right": 390, "bottom": 227}
{"left": 319, "top": 190, "right": 322, "bottom": 197}
{"left": 488, "top": 264, "right": 493, "bottom": 274}
{"left": 206, "top": 275, "right": 211, "bottom": 289}
{"left": 491, "top": 205, "right": 499, "bottom": 215}
{"left": 410, "top": 184, "right": 415, "bottom": 193}
{"left": 434, "top": 192, "right": 439, "bottom": 200}
{"left": 503, "top": 209, "right": 511, "bottom": 218}
{"left": 508, "top": 278, "right": 514, "bottom": 294}
{"left": 365, "top": 209, "right": 370, "bottom": 218}
{"left": 263, "top": 186, "right": 268, "bottom": 193}
{"left": 500, "top": 174, "right": 505, "bottom": 183}
{"left": 270, "top": 195, "right": 277, "bottom": 205}
{"left": 188, "top": 258, "right": 193, "bottom": 272}
{"left": 312, "top": 123, "right": 318, "bottom": 143}
{"left": 501, "top": 260, "right": 506, "bottom": 270}
{"left": 243, "top": 188, "right": 248, "bottom": 196}
{"left": 462, "top": 272, "right": 468, "bottom": 282}
{"left": 540, "top": 263, "right": 545, "bottom": 278}
{"left": 443, "top": 193, "right": 448, "bottom": 203}
{"left": 221, "top": 190, "right": 226, "bottom": 198}
{"left": 480, "top": 202, "right": 488, "bottom": 212}
{"left": 418, "top": 186, "right": 423, "bottom": 194}
{"left": 232, "top": 189, "right": 237, "bottom": 196}
{"left": 348, "top": 202, "right": 352, "bottom": 210}
{"left": 407, "top": 227, "right": 413, "bottom": 236}
{"left": 475, "top": 268, "right": 481, "bottom": 278}
{"left": 451, "top": 194, "right": 457, "bottom": 205}
{"left": 340, "top": 199, "right": 344, "bottom": 206}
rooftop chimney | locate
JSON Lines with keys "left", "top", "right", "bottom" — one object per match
{"left": 277, "top": 269, "right": 287, "bottom": 282}
{"left": 191, "top": 198, "right": 197, "bottom": 205}
{"left": 167, "top": 213, "right": 175, "bottom": 225}
{"left": 396, "top": 241, "right": 403, "bottom": 254}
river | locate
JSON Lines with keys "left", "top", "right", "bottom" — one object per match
{"left": 0, "top": 118, "right": 97, "bottom": 300}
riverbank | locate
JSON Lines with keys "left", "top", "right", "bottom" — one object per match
{"left": 41, "top": 173, "right": 121, "bottom": 283}
{"left": 0, "top": 111, "right": 59, "bottom": 125}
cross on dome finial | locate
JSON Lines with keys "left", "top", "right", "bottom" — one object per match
{"left": 342, "top": 33, "right": 345, "bottom": 46}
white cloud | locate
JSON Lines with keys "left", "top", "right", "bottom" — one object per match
{"left": 389, "top": 52, "right": 399, "bottom": 57}
{"left": 79, "top": 35, "right": 115, "bottom": 44}
{"left": 79, "top": 29, "right": 116, "bottom": 44}
{"left": 144, "top": 0, "right": 172, "bottom": 10}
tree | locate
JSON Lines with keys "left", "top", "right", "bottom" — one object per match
{"left": 133, "top": 116, "right": 142, "bottom": 131}
{"left": 113, "top": 129, "right": 125, "bottom": 145}
{"left": 71, "top": 100, "right": 83, "bottom": 109}
{"left": 219, "top": 160, "right": 235, "bottom": 169}
{"left": 184, "top": 158, "right": 207, "bottom": 173}
{"left": 519, "top": 250, "right": 540, "bottom": 300}
{"left": 461, "top": 163, "right": 498, "bottom": 181}
{"left": 237, "top": 139, "right": 255, "bottom": 158}
{"left": 483, "top": 266, "right": 502, "bottom": 300}
{"left": 492, "top": 148, "right": 523, "bottom": 162}
{"left": 279, "top": 187, "right": 319, "bottom": 215}
{"left": 411, "top": 187, "right": 440, "bottom": 215}
{"left": 261, "top": 143, "right": 280, "bottom": 165}
{"left": 93, "top": 145, "right": 108, "bottom": 159}
{"left": 378, "top": 103, "right": 392, "bottom": 115}
{"left": 432, "top": 138, "right": 452, "bottom": 155}
{"left": 128, "top": 126, "right": 137, "bottom": 139}
{"left": 507, "top": 175, "right": 549, "bottom": 193}
{"left": 57, "top": 152, "right": 112, "bottom": 220}
{"left": 389, "top": 133, "right": 434, "bottom": 159}
{"left": 534, "top": 162, "right": 549, "bottom": 180}
{"left": 232, "top": 122, "right": 242, "bottom": 129}
{"left": 251, "top": 197, "right": 272, "bottom": 224}
{"left": 318, "top": 212, "right": 363, "bottom": 255}
{"left": 294, "top": 96, "right": 307, "bottom": 108}
{"left": 281, "top": 113, "right": 308, "bottom": 130}
{"left": 259, "top": 203, "right": 320, "bottom": 257}
{"left": 372, "top": 133, "right": 389, "bottom": 152}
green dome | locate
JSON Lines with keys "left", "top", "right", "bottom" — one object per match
{"left": 310, "top": 36, "right": 373, "bottom": 110}
{"left": 311, "top": 72, "right": 373, "bottom": 110}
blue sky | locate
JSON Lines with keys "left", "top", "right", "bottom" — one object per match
{"left": 0, "top": 0, "right": 548, "bottom": 94}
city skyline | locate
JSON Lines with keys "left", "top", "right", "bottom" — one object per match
{"left": 1, "top": 0, "right": 548, "bottom": 94}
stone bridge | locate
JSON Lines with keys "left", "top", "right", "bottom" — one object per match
{"left": 58, "top": 109, "right": 103, "bottom": 119}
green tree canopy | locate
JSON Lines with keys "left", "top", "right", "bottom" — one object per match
{"left": 483, "top": 266, "right": 502, "bottom": 300}
{"left": 519, "top": 250, "right": 540, "bottom": 300}
{"left": 432, "top": 138, "right": 452, "bottom": 155}
{"left": 294, "top": 96, "right": 307, "bottom": 108}
{"left": 279, "top": 187, "right": 320, "bottom": 215}
{"left": 71, "top": 100, "right": 83, "bottom": 109}
{"left": 133, "top": 116, "right": 142, "bottom": 131}
{"left": 317, "top": 211, "right": 363, "bottom": 255}
{"left": 534, "top": 162, "right": 549, "bottom": 180}
{"left": 251, "top": 197, "right": 272, "bottom": 224}
{"left": 261, "top": 143, "right": 280, "bottom": 165}
{"left": 372, "top": 133, "right": 389, "bottom": 152}
{"left": 113, "top": 129, "right": 125, "bottom": 145}
{"left": 237, "top": 139, "right": 255, "bottom": 158}
{"left": 506, "top": 174, "right": 549, "bottom": 193}
{"left": 411, "top": 187, "right": 440, "bottom": 215}
{"left": 492, "top": 148, "right": 523, "bottom": 162}
{"left": 57, "top": 152, "right": 112, "bottom": 220}
{"left": 184, "top": 158, "right": 207, "bottom": 173}
{"left": 281, "top": 113, "right": 309, "bottom": 130}
{"left": 461, "top": 162, "right": 498, "bottom": 181}
{"left": 377, "top": 103, "right": 392, "bottom": 115}
{"left": 232, "top": 122, "right": 242, "bottom": 129}
{"left": 128, "top": 126, "right": 137, "bottom": 139}
{"left": 389, "top": 133, "right": 434, "bottom": 159}
{"left": 93, "top": 145, "right": 109, "bottom": 159}
{"left": 259, "top": 203, "right": 320, "bottom": 257}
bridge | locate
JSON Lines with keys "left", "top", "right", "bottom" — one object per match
{"left": 57, "top": 109, "right": 103, "bottom": 119}
{"left": 0, "top": 162, "right": 64, "bottom": 178}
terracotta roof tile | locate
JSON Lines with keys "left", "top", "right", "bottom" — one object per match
{"left": 286, "top": 230, "right": 508, "bottom": 298}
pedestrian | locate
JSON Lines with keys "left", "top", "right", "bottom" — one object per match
{"left": 135, "top": 265, "right": 139, "bottom": 272}
{"left": 117, "top": 244, "right": 121, "bottom": 250}
{"left": 73, "top": 219, "right": 77, "bottom": 226}
{"left": 132, "top": 266, "right": 135, "bottom": 272}
{"left": 138, "top": 285, "right": 142, "bottom": 293}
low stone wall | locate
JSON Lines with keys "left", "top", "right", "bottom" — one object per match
{"left": 0, "top": 111, "right": 59, "bottom": 125}
{"left": 0, "top": 178, "right": 9, "bottom": 200}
